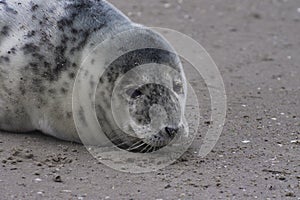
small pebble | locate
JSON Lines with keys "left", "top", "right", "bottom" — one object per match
{"left": 25, "top": 153, "right": 34, "bottom": 159}
{"left": 61, "top": 190, "right": 72, "bottom": 193}
{"left": 286, "top": 192, "right": 296, "bottom": 197}
{"left": 242, "top": 140, "right": 251, "bottom": 144}
{"left": 34, "top": 171, "right": 40, "bottom": 176}
{"left": 53, "top": 175, "right": 63, "bottom": 183}
{"left": 291, "top": 140, "right": 299, "bottom": 144}
{"left": 34, "top": 178, "right": 42, "bottom": 183}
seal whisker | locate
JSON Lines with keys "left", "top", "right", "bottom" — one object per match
{"left": 143, "top": 146, "right": 150, "bottom": 153}
{"left": 146, "top": 145, "right": 155, "bottom": 153}
{"left": 98, "top": 133, "right": 128, "bottom": 147}
{"left": 127, "top": 141, "right": 145, "bottom": 151}
{"left": 140, "top": 144, "right": 151, "bottom": 153}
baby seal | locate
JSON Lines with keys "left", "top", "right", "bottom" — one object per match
{"left": 0, "top": 0, "right": 187, "bottom": 153}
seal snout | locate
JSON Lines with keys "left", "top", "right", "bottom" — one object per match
{"left": 142, "top": 123, "right": 186, "bottom": 148}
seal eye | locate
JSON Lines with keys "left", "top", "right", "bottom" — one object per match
{"left": 126, "top": 88, "right": 143, "bottom": 99}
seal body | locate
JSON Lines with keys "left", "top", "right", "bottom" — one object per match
{"left": 0, "top": 0, "right": 187, "bottom": 152}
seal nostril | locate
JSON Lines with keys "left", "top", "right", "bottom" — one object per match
{"left": 165, "top": 127, "right": 177, "bottom": 138}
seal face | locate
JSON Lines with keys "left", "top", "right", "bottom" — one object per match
{"left": 0, "top": 0, "right": 188, "bottom": 152}
{"left": 95, "top": 47, "right": 187, "bottom": 153}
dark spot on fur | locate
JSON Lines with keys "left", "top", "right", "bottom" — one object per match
{"left": 32, "top": 78, "right": 42, "bottom": 86}
{"left": 67, "top": 112, "right": 72, "bottom": 118}
{"left": 53, "top": 45, "right": 71, "bottom": 79}
{"left": 29, "top": 62, "right": 39, "bottom": 73}
{"left": 61, "top": 87, "right": 68, "bottom": 94}
{"left": 71, "top": 28, "right": 78, "bottom": 34}
{"left": 31, "top": 52, "right": 44, "bottom": 60}
{"left": 10, "top": 48, "right": 16, "bottom": 54}
{"left": 90, "top": 80, "right": 95, "bottom": 89}
{"left": 19, "top": 86, "right": 26, "bottom": 95}
{"left": 99, "top": 78, "right": 104, "bottom": 84}
{"left": 70, "top": 31, "right": 91, "bottom": 55}
{"left": 21, "top": 43, "right": 40, "bottom": 55}
{"left": 26, "top": 30, "right": 36, "bottom": 37}
{"left": 78, "top": 106, "right": 87, "bottom": 126}
{"left": 36, "top": 96, "right": 47, "bottom": 107}
{"left": 0, "top": 0, "right": 18, "bottom": 14}
{"left": 57, "top": 18, "right": 73, "bottom": 31}
{"left": 0, "top": 56, "right": 10, "bottom": 63}
{"left": 40, "top": 31, "right": 50, "bottom": 43}
{"left": 0, "top": 25, "right": 10, "bottom": 36}
{"left": 69, "top": 72, "right": 76, "bottom": 79}
{"left": 48, "top": 89, "right": 57, "bottom": 94}
{"left": 31, "top": 4, "right": 39, "bottom": 11}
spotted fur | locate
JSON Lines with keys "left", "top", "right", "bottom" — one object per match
{"left": 0, "top": 0, "right": 187, "bottom": 152}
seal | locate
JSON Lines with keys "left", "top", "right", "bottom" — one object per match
{"left": 0, "top": 0, "right": 188, "bottom": 153}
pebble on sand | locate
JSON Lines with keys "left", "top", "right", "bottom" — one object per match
{"left": 241, "top": 140, "right": 251, "bottom": 144}
{"left": 34, "top": 178, "right": 42, "bottom": 183}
